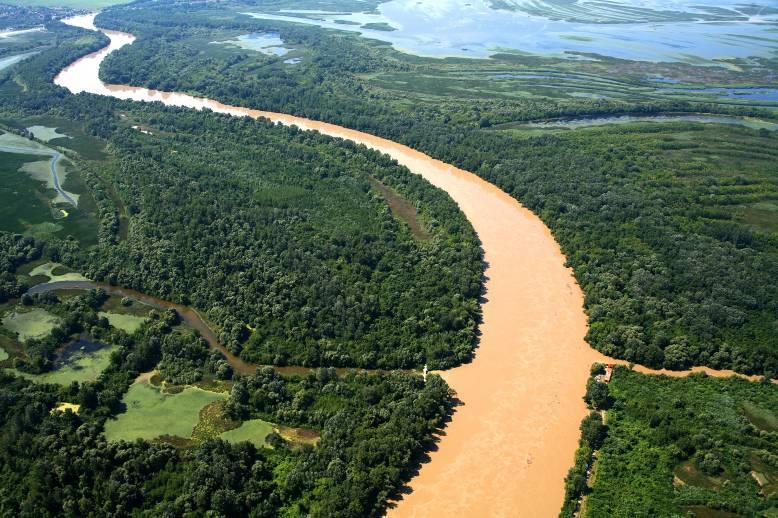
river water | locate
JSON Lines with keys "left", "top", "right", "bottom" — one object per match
{"left": 52, "top": 14, "right": 766, "bottom": 517}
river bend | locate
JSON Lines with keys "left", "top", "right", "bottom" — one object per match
{"left": 51, "top": 13, "right": 763, "bottom": 517}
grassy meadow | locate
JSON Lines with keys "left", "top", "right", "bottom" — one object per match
{"left": 104, "top": 381, "right": 227, "bottom": 442}
{"left": 13, "top": 341, "right": 119, "bottom": 385}
{"left": 1, "top": 307, "right": 60, "bottom": 342}
{"left": 220, "top": 419, "right": 274, "bottom": 447}
{"left": 28, "top": 262, "right": 89, "bottom": 282}
{"left": 0, "top": 129, "right": 100, "bottom": 246}
{"left": 98, "top": 311, "right": 147, "bottom": 333}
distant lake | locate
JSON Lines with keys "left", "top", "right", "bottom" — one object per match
{"left": 243, "top": 0, "right": 778, "bottom": 63}
{"left": 212, "top": 32, "right": 292, "bottom": 56}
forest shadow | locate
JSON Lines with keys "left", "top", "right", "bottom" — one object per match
{"left": 381, "top": 396, "right": 464, "bottom": 512}
{"left": 454, "top": 260, "right": 489, "bottom": 368}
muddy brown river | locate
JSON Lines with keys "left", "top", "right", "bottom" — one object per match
{"left": 52, "top": 14, "right": 766, "bottom": 517}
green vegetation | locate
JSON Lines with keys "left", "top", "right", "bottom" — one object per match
{"left": 98, "top": 311, "right": 146, "bottom": 333}
{"left": 104, "top": 380, "right": 227, "bottom": 442}
{"left": 0, "top": 131, "right": 100, "bottom": 246}
{"left": 29, "top": 261, "right": 88, "bottom": 282}
{"left": 0, "top": 2, "right": 776, "bottom": 516}
{"left": 13, "top": 340, "right": 119, "bottom": 385}
{"left": 0, "top": 232, "right": 42, "bottom": 302}
{"left": 223, "top": 366, "right": 454, "bottom": 515}
{"left": 94, "top": 2, "right": 778, "bottom": 374}
{"left": 26, "top": 124, "right": 69, "bottom": 142}
{"left": 220, "top": 418, "right": 274, "bottom": 447}
{"left": 0, "top": 12, "right": 462, "bottom": 509}
{"left": 76, "top": 109, "right": 481, "bottom": 370}
{"left": 361, "top": 22, "right": 396, "bottom": 31}
{"left": 369, "top": 176, "right": 431, "bottom": 240}
{"left": 1, "top": 306, "right": 61, "bottom": 342}
{"left": 0, "top": 301, "right": 452, "bottom": 516}
{"left": 561, "top": 365, "right": 610, "bottom": 517}
{"left": 577, "top": 368, "right": 778, "bottom": 517}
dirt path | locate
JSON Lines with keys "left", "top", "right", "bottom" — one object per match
{"left": 52, "top": 14, "right": 771, "bottom": 517}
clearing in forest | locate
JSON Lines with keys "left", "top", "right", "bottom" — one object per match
{"left": 104, "top": 381, "right": 227, "bottom": 442}
{"left": 1, "top": 307, "right": 60, "bottom": 342}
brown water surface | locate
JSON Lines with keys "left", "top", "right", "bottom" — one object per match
{"left": 52, "top": 14, "right": 767, "bottom": 517}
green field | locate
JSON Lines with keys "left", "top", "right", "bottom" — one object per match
{"left": 1, "top": 307, "right": 60, "bottom": 342}
{"left": 0, "top": 116, "right": 107, "bottom": 161}
{"left": 98, "top": 311, "right": 147, "bottom": 333}
{"left": 96, "top": 295, "right": 151, "bottom": 333}
{"left": 220, "top": 419, "right": 274, "bottom": 447}
{"left": 28, "top": 262, "right": 89, "bottom": 282}
{"left": 12, "top": 342, "right": 119, "bottom": 385}
{"left": 0, "top": 152, "right": 63, "bottom": 237}
{"left": 104, "top": 381, "right": 227, "bottom": 442}
{"left": 26, "top": 125, "right": 70, "bottom": 143}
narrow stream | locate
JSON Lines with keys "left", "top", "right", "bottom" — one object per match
{"left": 27, "top": 281, "right": 363, "bottom": 378}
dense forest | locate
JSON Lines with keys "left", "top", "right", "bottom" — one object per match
{"left": 75, "top": 108, "right": 482, "bottom": 370}
{"left": 93, "top": 1, "right": 778, "bottom": 375}
{"left": 1, "top": 15, "right": 483, "bottom": 371}
{"left": 0, "top": 233, "right": 42, "bottom": 302}
{"left": 0, "top": 292, "right": 453, "bottom": 516}
{"left": 0, "top": 15, "right": 469, "bottom": 514}
{"left": 571, "top": 367, "right": 778, "bottom": 517}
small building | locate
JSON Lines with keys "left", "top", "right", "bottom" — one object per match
{"left": 595, "top": 364, "right": 614, "bottom": 384}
